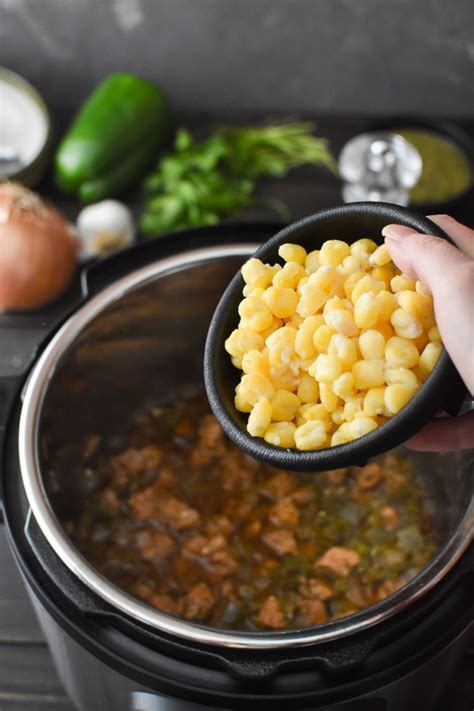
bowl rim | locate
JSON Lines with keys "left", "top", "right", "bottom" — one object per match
{"left": 204, "top": 202, "right": 465, "bottom": 473}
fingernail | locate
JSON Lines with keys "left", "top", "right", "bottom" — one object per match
{"left": 381, "top": 224, "right": 417, "bottom": 241}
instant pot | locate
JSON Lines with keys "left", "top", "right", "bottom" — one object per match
{"left": 1, "top": 222, "right": 473, "bottom": 711}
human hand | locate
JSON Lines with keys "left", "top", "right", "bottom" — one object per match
{"left": 382, "top": 214, "right": 474, "bottom": 451}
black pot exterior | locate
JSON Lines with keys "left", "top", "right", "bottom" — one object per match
{"left": 204, "top": 203, "right": 466, "bottom": 472}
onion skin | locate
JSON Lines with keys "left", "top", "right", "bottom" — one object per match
{"left": 0, "top": 183, "right": 78, "bottom": 311}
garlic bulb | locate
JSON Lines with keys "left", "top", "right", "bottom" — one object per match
{"left": 76, "top": 200, "right": 135, "bottom": 259}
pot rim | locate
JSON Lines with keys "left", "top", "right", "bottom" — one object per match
{"left": 18, "top": 243, "right": 474, "bottom": 650}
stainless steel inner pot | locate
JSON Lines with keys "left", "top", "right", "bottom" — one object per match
{"left": 19, "top": 244, "right": 474, "bottom": 649}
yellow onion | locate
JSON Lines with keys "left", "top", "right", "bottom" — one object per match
{"left": 0, "top": 182, "right": 78, "bottom": 311}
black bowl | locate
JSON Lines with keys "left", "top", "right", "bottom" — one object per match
{"left": 204, "top": 203, "right": 466, "bottom": 472}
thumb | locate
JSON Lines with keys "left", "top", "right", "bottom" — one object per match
{"left": 381, "top": 224, "right": 467, "bottom": 294}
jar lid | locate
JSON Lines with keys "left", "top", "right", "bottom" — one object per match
{"left": 0, "top": 67, "right": 52, "bottom": 187}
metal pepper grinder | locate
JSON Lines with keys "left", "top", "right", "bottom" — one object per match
{"left": 338, "top": 132, "right": 422, "bottom": 205}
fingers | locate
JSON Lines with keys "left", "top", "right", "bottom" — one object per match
{"left": 428, "top": 214, "right": 474, "bottom": 258}
{"left": 404, "top": 410, "right": 474, "bottom": 452}
{"left": 381, "top": 225, "right": 468, "bottom": 292}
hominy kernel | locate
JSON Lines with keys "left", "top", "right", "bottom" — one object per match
{"left": 364, "top": 387, "right": 386, "bottom": 417}
{"left": 225, "top": 329, "right": 264, "bottom": 359}
{"left": 271, "top": 390, "right": 301, "bottom": 421}
{"left": 295, "top": 327, "right": 317, "bottom": 359}
{"left": 294, "top": 420, "right": 328, "bottom": 450}
{"left": 328, "top": 334, "right": 358, "bottom": 369}
{"left": 333, "top": 372, "right": 355, "bottom": 400}
{"left": 428, "top": 325, "right": 441, "bottom": 343}
{"left": 309, "top": 265, "right": 340, "bottom": 291}
{"left": 369, "top": 243, "right": 391, "bottom": 266}
{"left": 325, "top": 308, "right": 359, "bottom": 337}
{"left": 354, "top": 292, "right": 381, "bottom": 329}
{"left": 247, "top": 399, "right": 273, "bottom": 436}
{"left": 263, "top": 422, "right": 296, "bottom": 448}
{"left": 331, "top": 429, "right": 351, "bottom": 446}
{"left": 344, "top": 271, "right": 366, "bottom": 300}
{"left": 390, "top": 274, "right": 416, "bottom": 292}
{"left": 241, "top": 258, "right": 275, "bottom": 288}
{"left": 351, "top": 238, "right": 377, "bottom": 259}
{"left": 242, "top": 349, "right": 270, "bottom": 377}
{"left": 273, "top": 261, "right": 306, "bottom": 289}
{"left": 419, "top": 342, "right": 443, "bottom": 375}
{"left": 238, "top": 295, "right": 273, "bottom": 332}
{"left": 385, "top": 384, "right": 416, "bottom": 414}
{"left": 319, "top": 240, "right": 351, "bottom": 266}
{"left": 371, "top": 265, "right": 393, "bottom": 288}
{"left": 331, "top": 408, "right": 345, "bottom": 426}
{"left": 416, "top": 280, "right": 431, "bottom": 296}
{"left": 385, "top": 337, "right": 419, "bottom": 369}
{"left": 303, "top": 403, "right": 332, "bottom": 427}
{"left": 269, "top": 362, "right": 299, "bottom": 391}
{"left": 319, "top": 382, "right": 340, "bottom": 413}
{"left": 297, "top": 373, "right": 319, "bottom": 403}
{"left": 344, "top": 395, "right": 364, "bottom": 422}
{"left": 352, "top": 359, "right": 385, "bottom": 389}
{"left": 263, "top": 286, "right": 298, "bottom": 319}
{"left": 239, "top": 373, "right": 275, "bottom": 405}
{"left": 341, "top": 255, "right": 361, "bottom": 274}
{"left": 279, "top": 243, "right": 307, "bottom": 264}
{"left": 296, "top": 282, "right": 327, "bottom": 317}
{"left": 385, "top": 367, "right": 419, "bottom": 389}
{"left": 313, "top": 324, "right": 334, "bottom": 353}
{"left": 260, "top": 317, "right": 284, "bottom": 341}
{"left": 266, "top": 327, "right": 297, "bottom": 363}
{"left": 376, "top": 290, "right": 398, "bottom": 321}
{"left": 390, "top": 308, "right": 423, "bottom": 339}
{"left": 305, "top": 250, "right": 321, "bottom": 274}
{"left": 359, "top": 329, "right": 385, "bottom": 359}
{"left": 351, "top": 275, "right": 385, "bottom": 304}
{"left": 312, "top": 353, "right": 343, "bottom": 382}
{"left": 349, "top": 416, "right": 378, "bottom": 439}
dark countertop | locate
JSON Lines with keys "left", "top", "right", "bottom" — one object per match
{"left": 0, "top": 114, "right": 473, "bottom": 711}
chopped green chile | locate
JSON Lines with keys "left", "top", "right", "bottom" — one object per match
{"left": 63, "top": 395, "right": 436, "bottom": 631}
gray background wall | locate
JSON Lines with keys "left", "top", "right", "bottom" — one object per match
{"left": 1, "top": 0, "right": 473, "bottom": 116}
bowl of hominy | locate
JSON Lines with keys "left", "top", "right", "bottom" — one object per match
{"left": 204, "top": 202, "right": 466, "bottom": 472}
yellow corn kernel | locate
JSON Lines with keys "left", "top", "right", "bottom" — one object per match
{"left": 235, "top": 385, "right": 253, "bottom": 413}
{"left": 297, "top": 373, "right": 319, "bottom": 403}
{"left": 351, "top": 238, "right": 378, "bottom": 259}
{"left": 263, "top": 286, "right": 298, "bottom": 319}
{"left": 416, "top": 280, "right": 431, "bottom": 296}
{"left": 333, "top": 372, "right": 355, "bottom": 399}
{"left": 369, "top": 243, "right": 392, "bottom": 266}
{"left": 319, "top": 240, "right": 351, "bottom": 267}
{"left": 242, "top": 349, "right": 270, "bottom": 377}
{"left": 278, "top": 243, "right": 307, "bottom": 265}
{"left": 364, "top": 387, "right": 386, "bottom": 417}
{"left": 305, "top": 250, "right": 321, "bottom": 274}
{"left": 260, "top": 316, "right": 284, "bottom": 340}
{"left": 385, "top": 384, "right": 417, "bottom": 414}
{"left": 269, "top": 362, "right": 299, "bottom": 391}
{"left": 328, "top": 334, "right": 358, "bottom": 369}
{"left": 324, "top": 308, "right": 358, "bottom": 337}
{"left": 359, "top": 329, "right": 385, "bottom": 360}
{"left": 319, "top": 382, "right": 340, "bottom": 413}
{"left": 397, "top": 290, "right": 434, "bottom": 329}
{"left": 331, "top": 428, "right": 351, "bottom": 446}
{"left": 303, "top": 403, "right": 331, "bottom": 426}
{"left": 390, "top": 274, "right": 416, "bottom": 292}
{"left": 354, "top": 292, "right": 381, "bottom": 329}
{"left": 295, "top": 327, "right": 316, "bottom": 359}
{"left": 419, "top": 342, "right": 443, "bottom": 375}
{"left": 331, "top": 407, "right": 345, "bottom": 426}
{"left": 294, "top": 420, "right": 328, "bottom": 450}
{"left": 343, "top": 271, "right": 366, "bottom": 300}
{"left": 385, "top": 367, "right": 419, "bottom": 389}
{"left": 273, "top": 261, "right": 306, "bottom": 289}
{"left": 263, "top": 421, "right": 296, "bottom": 448}
{"left": 266, "top": 326, "right": 297, "bottom": 363}
{"left": 311, "top": 353, "right": 343, "bottom": 382}
{"left": 349, "top": 415, "right": 378, "bottom": 439}
{"left": 271, "top": 390, "right": 301, "bottom": 421}
{"left": 296, "top": 282, "right": 328, "bottom": 317}
{"left": 352, "top": 359, "right": 385, "bottom": 389}
{"left": 376, "top": 290, "right": 398, "bottom": 322}
{"left": 238, "top": 295, "right": 273, "bottom": 332}
{"left": 239, "top": 372, "right": 275, "bottom": 405}
{"left": 343, "top": 395, "right": 364, "bottom": 422}
{"left": 225, "top": 329, "right": 264, "bottom": 359}
{"left": 301, "top": 315, "right": 325, "bottom": 333}
{"left": 313, "top": 325, "right": 334, "bottom": 353}
{"left": 241, "top": 258, "right": 275, "bottom": 289}
{"left": 390, "top": 308, "right": 423, "bottom": 339}
{"left": 385, "top": 337, "right": 419, "bottom": 369}
{"left": 247, "top": 399, "right": 273, "bottom": 437}
{"left": 428, "top": 325, "right": 442, "bottom": 343}
{"left": 351, "top": 275, "right": 385, "bottom": 304}
{"left": 231, "top": 355, "right": 243, "bottom": 369}
{"left": 309, "top": 265, "right": 340, "bottom": 292}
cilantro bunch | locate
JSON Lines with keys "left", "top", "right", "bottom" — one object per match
{"left": 140, "top": 122, "right": 335, "bottom": 235}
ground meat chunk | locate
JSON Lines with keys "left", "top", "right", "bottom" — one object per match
{"left": 183, "top": 583, "right": 215, "bottom": 621}
{"left": 380, "top": 505, "right": 400, "bottom": 531}
{"left": 205, "top": 515, "right": 234, "bottom": 537}
{"left": 135, "top": 530, "right": 175, "bottom": 560}
{"left": 150, "top": 593, "right": 179, "bottom": 616}
{"left": 100, "top": 488, "right": 120, "bottom": 511}
{"left": 262, "top": 530, "right": 298, "bottom": 557}
{"left": 129, "top": 483, "right": 161, "bottom": 521}
{"left": 255, "top": 595, "right": 285, "bottom": 629}
{"left": 296, "top": 598, "right": 328, "bottom": 626}
{"left": 184, "top": 535, "right": 238, "bottom": 578}
{"left": 110, "top": 446, "right": 162, "bottom": 487}
{"left": 356, "top": 463, "right": 382, "bottom": 490}
{"left": 159, "top": 497, "right": 201, "bottom": 531}
{"left": 197, "top": 415, "right": 225, "bottom": 451}
{"left": 315, "top": 547, "right": 361, "bottom": 577}
{"left": 298, "top": 578, "right": 334, "bottom": 601}
{"left": 374, "top": 578, "right": 403, "bottom": 602}
{"left": 269, "top": 498, "right": 300, "bottom": 528}
{"left": 265, "top": 471, "right": 297, "bottom": 499}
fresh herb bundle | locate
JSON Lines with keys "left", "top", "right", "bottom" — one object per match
{"left": 140, "top": 122, "right": 336, "bottom": 235}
